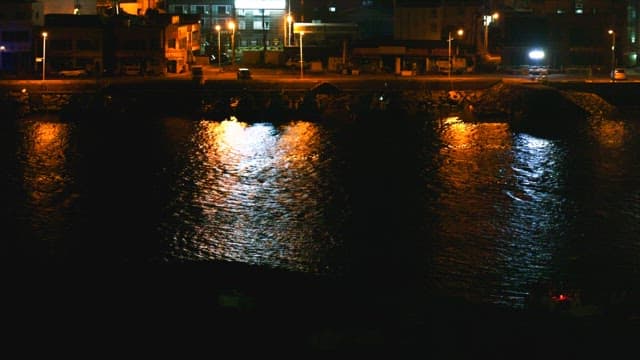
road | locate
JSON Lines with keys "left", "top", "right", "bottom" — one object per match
{"left": 197, "top": 65, "right": 640, "bottom": 83}
{"left": 1, "top": 65, "right": 638, "bottom": 94}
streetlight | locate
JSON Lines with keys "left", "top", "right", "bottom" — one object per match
{"left": 41, "top": 32, "right": 47, "bottom": 81}
{"left": 608, "top": 29, "right": 616, "bottom": 79}
{"left": 215, "top": 24, "right": 222, "bottom": 70}
{"left": 228, "top": 21, "right": 235, "bottom": 66}
{"left": 287, "top": 0, "right": 291, "bottom": 44}
{"left": 299, "top": 31, "right": 304, "bottom": 78}
{"left": 483, "top": 12, "right": 499, "bottom": 53}
{"left": 448, "top": 29, "right": 463, "bottom": 78}
{"left": 287, "top": 14, "right": 293, "bottom": 46}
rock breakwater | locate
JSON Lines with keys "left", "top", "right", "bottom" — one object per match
{"left": 0, "top": 79, "right": 620, "bottom": 124}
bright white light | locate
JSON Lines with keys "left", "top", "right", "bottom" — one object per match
{"left": 235, "top": 0, "right": 285, "bottom": 9}
{"left": 528, "top": 49, "right": 545, "bottom": 60}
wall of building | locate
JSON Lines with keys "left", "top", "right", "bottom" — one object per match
{"left": 41, "top": 0, "right": 98, "bottom": 15}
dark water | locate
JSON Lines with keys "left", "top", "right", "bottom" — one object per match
{"left": 3, "top": 106, "right": 639, "bottom": 314}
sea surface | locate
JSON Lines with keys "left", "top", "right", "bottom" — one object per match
{"left": 2, "top": 104, "right": 639, "bottom": 316}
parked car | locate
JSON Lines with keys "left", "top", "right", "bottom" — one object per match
{"left": 58, "top": 68, "right": 88, "bottom": 77}
{"left": 122, "top": 64, "right": 141, "bottom": 76}
{"left": 236, "top": 68, "right": 251, "bottom": 80}
{"left": 611, "top": 67, "right": 627, "bottom": 80}
{"left": 285, "top": 57, "right": 310, "bottom": 69}
{"left": 528, "top": 66, "right": 549, "bottom": 76}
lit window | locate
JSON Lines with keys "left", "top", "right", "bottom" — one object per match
{"left": 253, "top": 21, "right": 270, "bottom": 30}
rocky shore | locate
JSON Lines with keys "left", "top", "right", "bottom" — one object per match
{"left": 1, "top": 78, "right": 626, "bottom": 125}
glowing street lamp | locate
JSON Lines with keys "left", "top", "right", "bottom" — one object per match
{"left": 608, "top": 29, "right": 616, "bottom": 78}
{"left": 286, "top": 14, "right": 293, "bottom": 46}
{"left": 228, "top": 21, "right": 235, "bottom": 66}
{"left": 448, "top": 29, "right": 464, "bottom": 78}
{"left": 0, "top": 45, "right": 5, "bottom": 72}
{"left": 41, "top": 32, "right": 47, "bottom": 81}
{"left": 215, "top": 24, "right": 222, "bottom": 70}
{"left": 299, "top": 31, "right": 304, "bottom": 78}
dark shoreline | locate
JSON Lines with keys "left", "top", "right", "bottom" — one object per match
{"left": 5, "top": 259, "right": 639, "bottom": 354}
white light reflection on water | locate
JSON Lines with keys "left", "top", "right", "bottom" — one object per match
{"left": 496, "top": 133, "right": 567, "bottom": 308}
{"left": 162, "top": 118, "right": 343, "bottom": 272}
{"left": 430, "top": 115, "right": 571, "bottom": 308}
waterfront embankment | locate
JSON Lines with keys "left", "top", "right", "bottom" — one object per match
{"left": 1, "top": 76, "right": 637, "bottom": 122}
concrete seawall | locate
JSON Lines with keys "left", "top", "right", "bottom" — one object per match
{"left": 1, "top": 77, "right": 638, "bottom": 122}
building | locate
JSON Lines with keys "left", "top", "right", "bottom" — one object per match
{"left": 497, "top": 0, "right": 633, "bottom": 70}
{"left": 43, "top": 14, "right": 104, "bottom": 74}
{"left": 42, "top": 10, "right": 200, "bottom": 76}
{"left": 0, "top": 0, "right": 43, "bottom": 75}
{"left": 390, "top": 0, "right": 638, "bottom": 72}
{"left": 164, "top": 1, "right": 236, "bottom": 58}
{"left": 162, "top": 1, "right": 363, "bottom": 66}
{"left": 3, "top": 0, "right": 639, "bottom": 76}
{"left": 40, "top": 0, "right": 98, "bottom": 15}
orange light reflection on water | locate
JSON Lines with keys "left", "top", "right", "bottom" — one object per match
{"left": 23, "top": 120, "right": 71, "bottom": 205}
{"left": 434, "top": 116, "right": 515, "bottom": 301}
{"left": 20, "top": 117, "right": 73, "bottom": 258}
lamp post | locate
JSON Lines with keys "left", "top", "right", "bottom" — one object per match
{"left": 41, "top": 32, "right": 47, "bottom": 81}
{"left": 299, "top": 31, "right": 304, "bottom": 78}
{"left": 448, "top": 29, "right": 463, "bottom": 78}
{"left": 228, "top": 21, "right": 235, "bottom": 66}
{"left": 483, "top": 12, "right": 498, "bottom": 53}
{"left": 287, "top": 14, "right": 293, "bottom": 46}
{"left": 608, "top": 29, "right": 616, "bottom": 79}
{"left": 283, "top": 16, "right": 287, "bottom": 47}
{"left": 215, "top": 24, "right": 222, "bottom": 70}
{"left": 0, "top": 45, "right": 5, "bottom": 73}
{"left": 288, "top": 0, "right": 291, "bottom": 44}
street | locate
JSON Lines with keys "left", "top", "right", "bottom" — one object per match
{"left": 194, "top": 64, "right": 640, "bottom": 84}
{"left": 1, "top": 65, "right": 638, "bottom": 94}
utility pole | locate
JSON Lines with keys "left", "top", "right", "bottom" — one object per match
{"left": 262, "top": 9, "right": 266, "bottom": 65}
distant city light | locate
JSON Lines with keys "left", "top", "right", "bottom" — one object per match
{"left": 528, "top": 49, "right": 545, "bottom": 60}
{"left": 234, "top": 0, "right": 285, "bottom": 10}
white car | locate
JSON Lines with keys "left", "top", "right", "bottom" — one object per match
{"left": 611, "top": 68, "right": 627, "bottom": 80}
{"left": 528, "top": 66, "right": 548, "bottom": 76}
